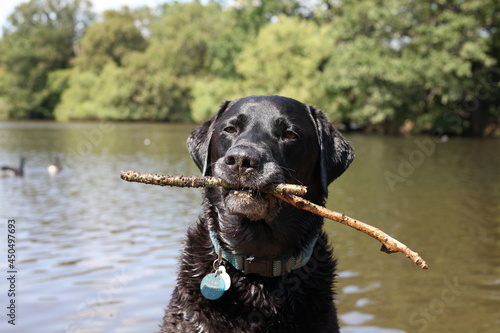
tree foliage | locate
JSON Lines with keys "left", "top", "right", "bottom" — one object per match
{"left": 1, "top": 0, "right": 499, "bottom": 135}
{"left": 73, "top": 9, "right": 147, "bottom": 73}
{"left": 0, "top": 0, "right": 93, "bottom": 118}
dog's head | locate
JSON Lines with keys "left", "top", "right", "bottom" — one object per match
{"left": 187, "top": 95, "right": 354, "bottom": 259}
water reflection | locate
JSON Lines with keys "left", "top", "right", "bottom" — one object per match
{"left": 0, "top": 122, "right": 499, "bottom": 333}
{"left": 327, "top": 134, "right": 500, "bottom": 333}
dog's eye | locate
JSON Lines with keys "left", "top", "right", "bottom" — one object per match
{"left": 224, "top": 126, "right": 237, "bottom": 134}
{"left": 283, "top": 130, "right": 298, "bottom": 140}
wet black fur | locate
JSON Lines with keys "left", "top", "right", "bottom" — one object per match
{"left": 160, "top": 95, "right": 354, "bottom": 332}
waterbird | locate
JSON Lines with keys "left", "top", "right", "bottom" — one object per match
{"left": 48, "top": 156, "right": 62, "bottom": 175}
{"left": 1, "top": 157, "right": 25, "bottom": 177}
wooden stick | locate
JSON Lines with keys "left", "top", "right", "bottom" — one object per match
{"left": 272, "top": 193, "right": 428, "bottom": 270}
{"left": 120, "top": 170, "right": 307, "bottom": 196}
{"left": 120, "top": 170, "right": 428, "bottom": 269}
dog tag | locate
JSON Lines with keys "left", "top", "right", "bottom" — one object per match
{"left": 200, "top": 273, "right": 226, "bottom": 300}
{"left": 217, "top": 265, "right": 231, "bottom": 291}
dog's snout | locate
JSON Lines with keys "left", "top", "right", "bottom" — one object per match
{"left": 224, "top": 146, "right": 260, "bottom": 174}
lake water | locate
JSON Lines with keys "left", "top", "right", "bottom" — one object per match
{"left": 0, "top": 121, "right": 499, "bottom": 333}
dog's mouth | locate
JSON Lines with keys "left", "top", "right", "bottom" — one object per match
{"left": 223, "top": 187, "right": 278, "bottom": 221}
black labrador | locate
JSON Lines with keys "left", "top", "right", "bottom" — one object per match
{"left": 160, "top": 95, "right": 354, "bottom": 332}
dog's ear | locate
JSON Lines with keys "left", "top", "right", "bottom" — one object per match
{"left": 309, "top": 106, "right": 354, "bottom": 196}
{"left": 187, "top": 101, "right": 231, "bottom": 175}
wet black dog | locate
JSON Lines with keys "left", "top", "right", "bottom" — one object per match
{"left": 160, "top": 95, "right": 354, "bottom": 332}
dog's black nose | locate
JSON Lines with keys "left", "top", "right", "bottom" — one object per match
{"left": 224, "top": 146, "right": 260, "bottom": 174}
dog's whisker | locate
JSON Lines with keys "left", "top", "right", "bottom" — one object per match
{"left": 278, "top": 165, "right": 305, "bottom": 185}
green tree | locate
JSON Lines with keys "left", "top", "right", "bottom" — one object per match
{"left": 0, "top": 0, "right": 94, "bottom": 118}
{"left": 231, "top": 0, "right": 308, "bottom": 35}
{"left": 150, "top": 1, "right": 227, "bottom": 77}
{"left": 73, "top": 8, "right": 148, "bottom": 73}
{"left": 236, "top": 16, "right": 331, "bottom": 104}
{"left": 318, "top": 0, "right": 498, "bottom": 135}
{"left": 56, "top": 1, "right": 225, "bottom": 121}
{"left": 55, "top": 55, "right": 191, "bottom": 122}
{"left": 190, "top": 6, "right": 331, "bottom": 122}
{"left": 207, "top": 0, "right": 313, "bottom": 78}
{"left": 3, "top": 0, "right": 498, "bottom": 134}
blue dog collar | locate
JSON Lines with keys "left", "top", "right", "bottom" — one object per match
{"left": 209, "top": 230, "right": 318, "bottom": 277}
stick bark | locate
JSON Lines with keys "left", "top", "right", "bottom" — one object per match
{"left": 272, "top": 192, "right": 428, "bottom": 269}
{"left": 120, "top": 170, "right": 307, "bottom": 196}
{"left": 120, "top": 170, "right": 428, "bottom": 270}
